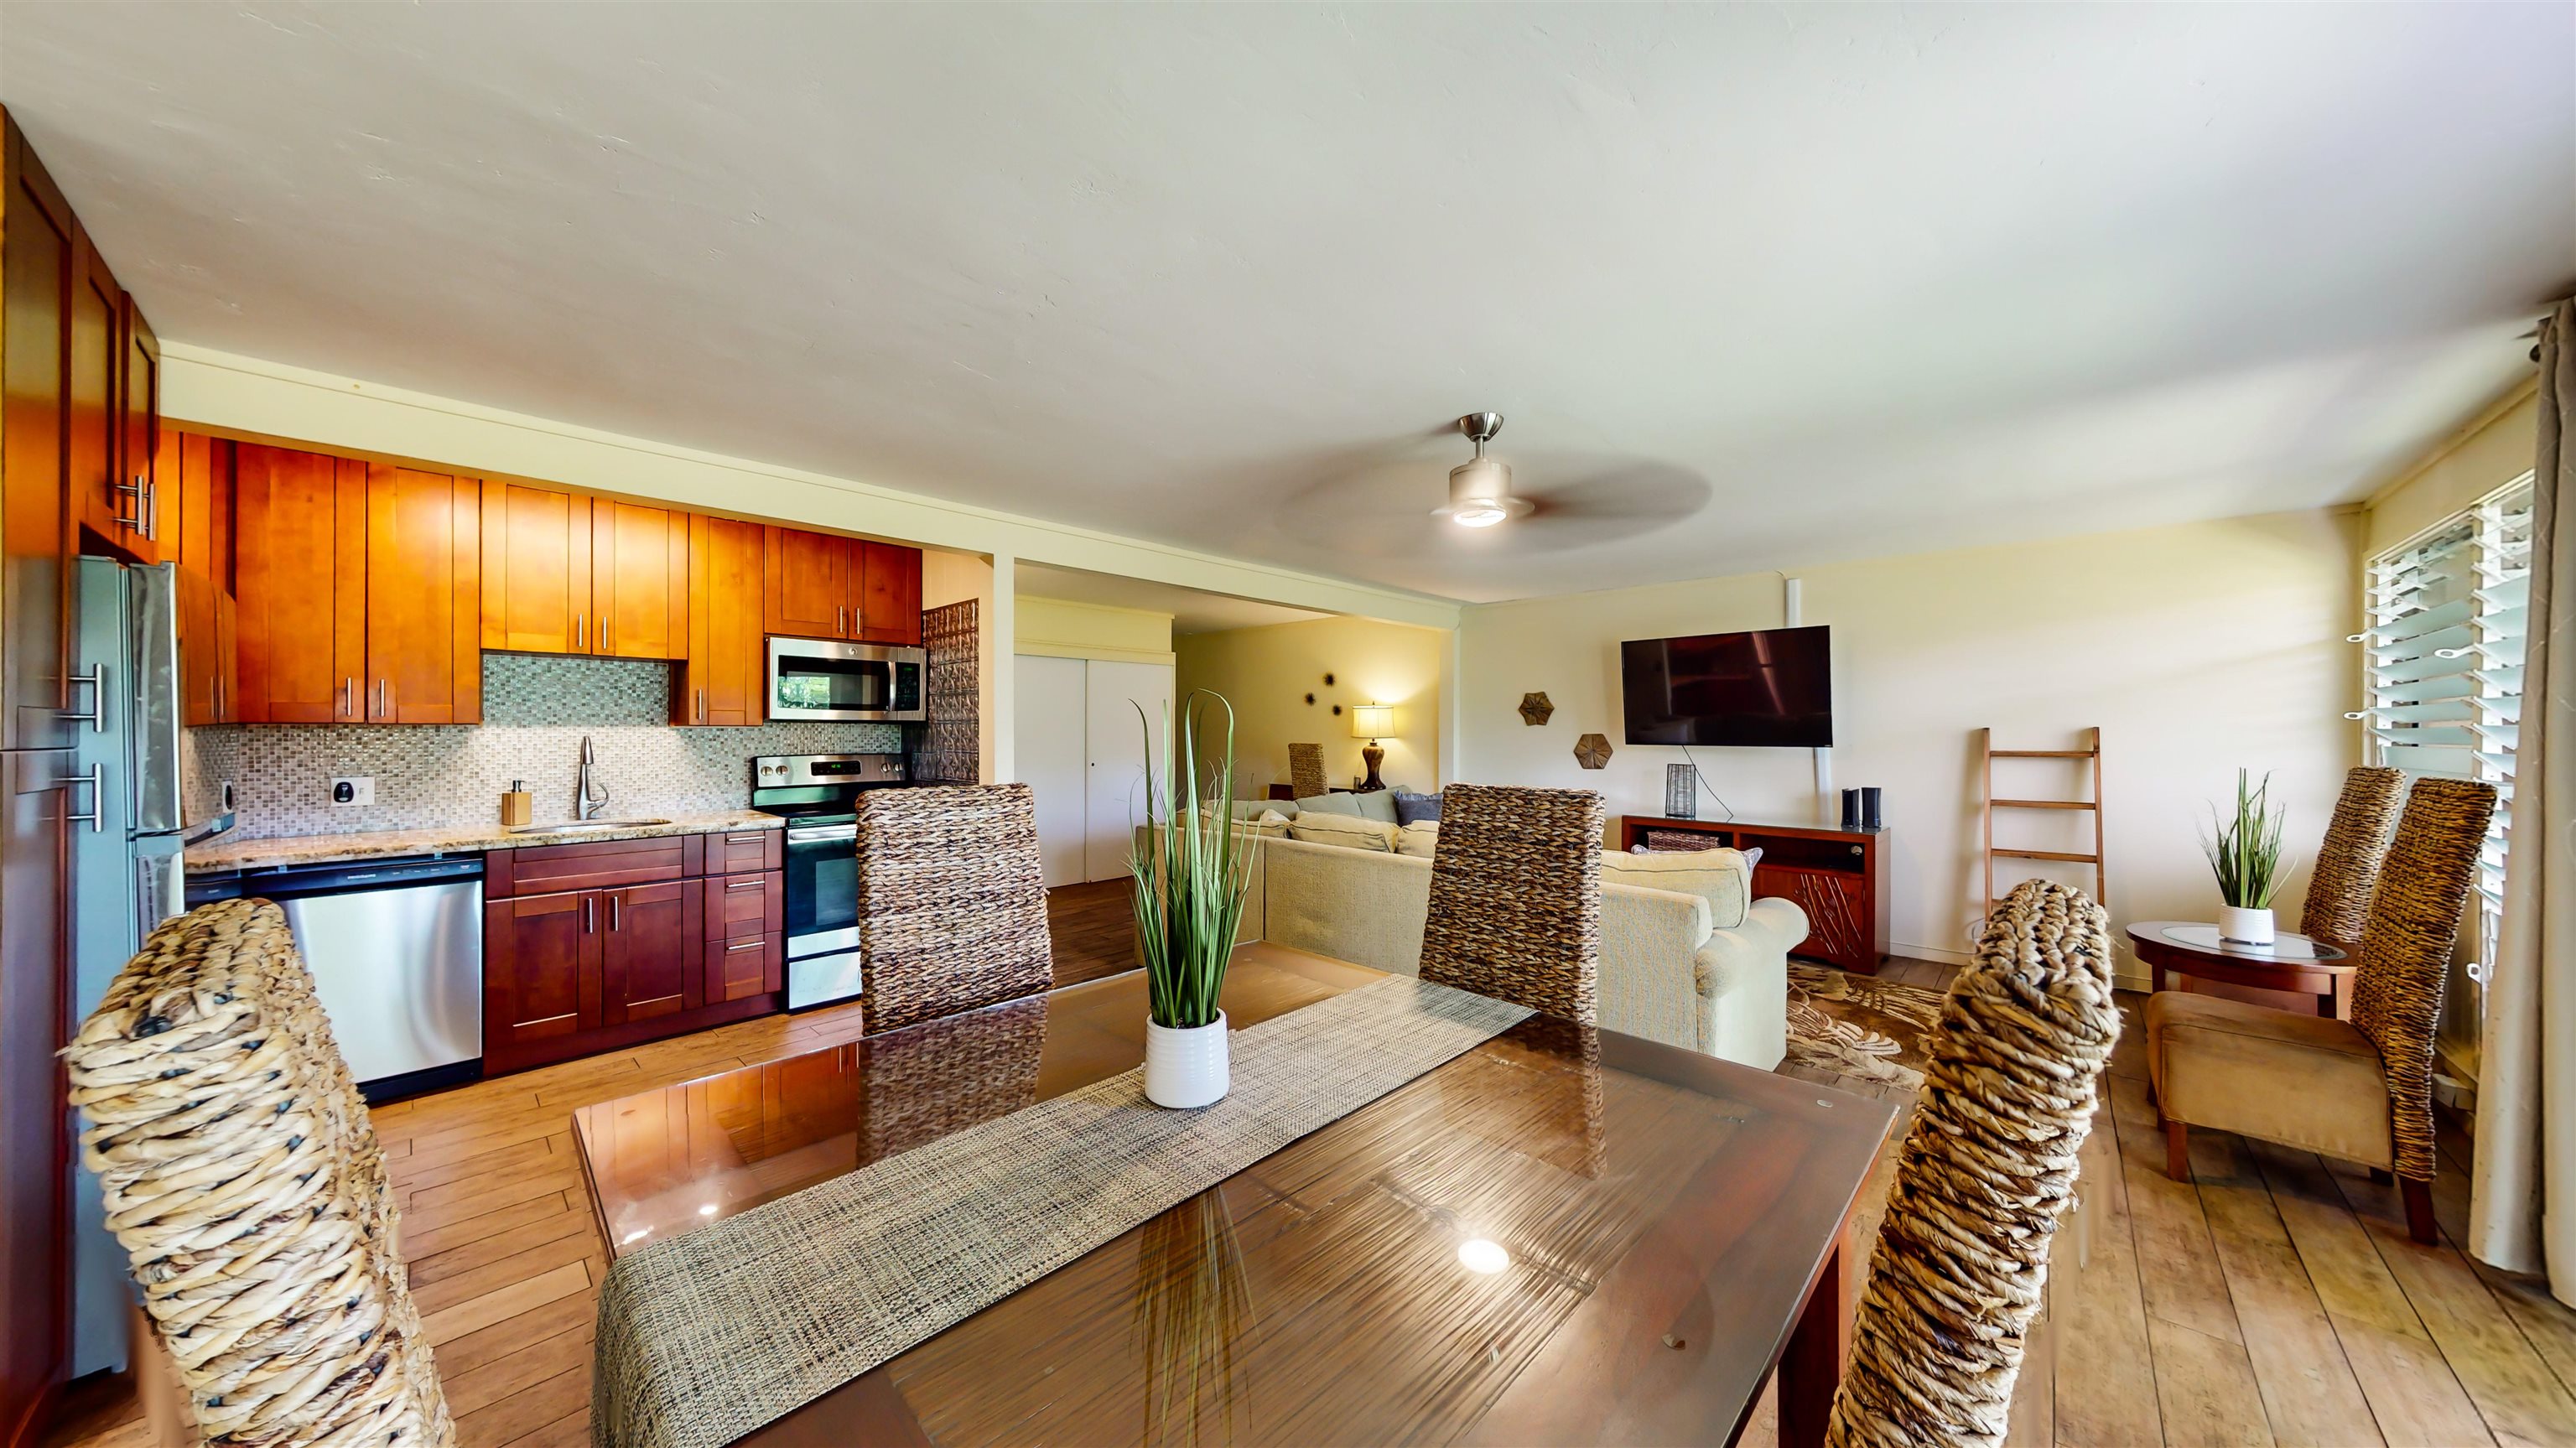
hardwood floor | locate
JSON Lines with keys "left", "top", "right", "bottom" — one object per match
{"left": 46, "top": 930, "right": 2576, "bottom": 1448}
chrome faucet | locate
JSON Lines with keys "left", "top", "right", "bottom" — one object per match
{"left": 577, "top": 734, "right": 610, "bottom": 820}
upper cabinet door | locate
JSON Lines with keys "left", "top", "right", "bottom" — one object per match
{"left": 763, "top": 526, "right": 852, "bottom": 638}
{"left": 677, "top": 513, "right": 762, "bottom": 726}
{"left": 364, "top": 465, "right": 480, "bottom": 724}
{"left": 234, "top": 445, "right": 366, "bottom": 723}
{"left": 857, "top": 541, "right": 922, "bottom": 646}
{"left": 2, "top": 128, "right": 75, "bottom": 753}
{"left": 480, "top": 482, "right": 590, "bottom": 655}
{"left": 69, "top": 235, "right": 123, "bottom": 558}
{"left": 592, "top": 501, "right": 688, "bottom": 660}
{"left": 117, "top": 296, "right": 161, "bottom": 561}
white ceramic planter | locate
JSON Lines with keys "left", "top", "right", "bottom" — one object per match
{"left": 1145, "top": 1013, "right": 1230, "bottom": 1109}
{"left": 2220, "top": 905, "right": 2276, "bottom": 947}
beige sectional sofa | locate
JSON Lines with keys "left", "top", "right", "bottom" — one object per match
{"left": 1211, "top": 826, "right": 1805, "bottom": 1070}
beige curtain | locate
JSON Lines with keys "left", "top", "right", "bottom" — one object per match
{"left": 2470, "top": 301, "right": 2575, "bottom": 1305}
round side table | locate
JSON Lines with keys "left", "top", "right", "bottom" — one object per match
{"left": 2127, "top": 921, "right": 2355, "bottom": 1018}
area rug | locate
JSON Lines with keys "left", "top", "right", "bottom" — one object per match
{"left": 1785, "top": 962, "right": 1945, "bottom": 1092}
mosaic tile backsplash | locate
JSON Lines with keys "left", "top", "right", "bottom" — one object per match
{"left": 185, "top": 653, "right": 906, "bottom": 839}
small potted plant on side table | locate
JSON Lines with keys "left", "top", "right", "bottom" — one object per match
{"left": 2202, "top": 768, "right": 2290, "bottom": 946}
{"left": 1130, "top": 692, "right": 1255, "bottom": 1108}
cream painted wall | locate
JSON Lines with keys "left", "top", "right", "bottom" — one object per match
{"left": 2366, "top": 382, "right": 2540, "bottom": 554}
{"left": 1455, "top": 510, "right": 2365, "bottom": 980}
{"left": 1175, "top": 616, "right": 1446, "bottom": 795}
{"left": 1015, "top": 596, "right": 1174, "bottom": 663}
{"left": 920, "top": 548, "right": 997, "bottom": 782}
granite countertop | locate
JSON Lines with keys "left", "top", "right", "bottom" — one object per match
{"left": 185, "top": 810, "right": 785, "bottom": 874}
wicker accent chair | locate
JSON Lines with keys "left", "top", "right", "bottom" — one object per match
{"left": 2298, "top": 765, "right": 2406, "bottom": 955}
{"left": 2152, "top": 776, "right": 2496, "bottom": 1243}
{"left": 1286, "top": 742, "right": 1327, "bottom": 800}
{"left": 856, "top": 782, "right": 1055, "bottom": 1035}
{"left": 1826, "top": 881, "right": 2120, "bottom": 1448}
{"left": 1418, "top": 783, "right": 1606, "bottom": 1022}
{"left": 61, "top": 900, "right": 454, "bottom": 1448}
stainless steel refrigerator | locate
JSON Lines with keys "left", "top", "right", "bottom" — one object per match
{"left": 65, "top": 557, "right": 228, "bottom": 1375}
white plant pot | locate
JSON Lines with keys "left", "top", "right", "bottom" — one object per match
{"left": 1145, "top": 1012, "right": 1230, "bottom": 1109}
{"left": 2220, "top": 905, "right": 2276, "bottom": 947}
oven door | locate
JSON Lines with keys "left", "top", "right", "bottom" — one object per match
{"left": 782, "top": 821, "right": 862, "bottom": 1009}
{"left": 767, "top": 638, "right": 926, "bottom": 722}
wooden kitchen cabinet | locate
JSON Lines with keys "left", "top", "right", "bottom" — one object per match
{"left": 119, "top": 298, "right": 161, "bottom": 559}
{"left": 480, "top": 481, "right": 589, "bottom": 654}
{"left": 484, "top": 890, "right": 601, "bottom": 1060}
{"left": 674, "top": 513, "right": 763, "bottom": 725}
{"left": 592, "top": 500, "right": 688, "bottom": 661}
{"left": 233, "top": 444, "right": 366, "bottom": 723}
{"left": 762, "top": 525, "right": 922, "bottom": 644}
{"left": 602, "top": 880, "right": 701, "bottom": 1025}
{"left": 168, "top": 431, "right": 239, "bottom": 725}
{"left": 2, "top": 122, "right": 77, "bottom": 757}
{"left": 362, "top": 464, "right": 480, "bottom": 724}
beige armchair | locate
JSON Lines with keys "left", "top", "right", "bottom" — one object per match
{"left": 2150, "top": 776, "right": 2496, "bottom": 1243}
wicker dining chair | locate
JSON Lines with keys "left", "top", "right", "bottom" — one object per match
{"left": 2298, "top": 765, "right": 2406, "bottom": 955}
{"left": 1417, "top": 783, "right": 1607, "bottom": 1022}
{"left": 1826, "top": 880, "right": 2120, "bottom": 1448}
{"left": 62, "top": 900, "right": 454, "bottom": 1448}
{"left": 857, "top": 781, "right": 1055, "bottom": 1035}
{"left": 1286, "top": 741, "right": 1327, "bottom": 800}
{"left": 2151, "top": 776, "right": 2496, "bottom": 1243}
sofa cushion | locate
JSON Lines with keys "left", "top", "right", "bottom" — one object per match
{"left": 1296, "top": 792, "right": 1364, "bottom": 818}
{"left": 1395, "top": 821, "right": 1439, "bottom": 858}
{"left": 1601, "top": 848, "right": 1752, "bottom": 930}
{"left": 1393, "top": 790, "right": 1443, "bottom": 825}
{"left": 2148, "top": 989, "right": 2393, "bottom": 1169}
{"left": 1287, "top": 812, "right": 1396, "bottom": 852}
{"left": 1352, "top": 790, "right": 1400, "bottom": 825}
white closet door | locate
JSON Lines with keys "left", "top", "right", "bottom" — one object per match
{"left": 1013, "top": 655, "right": 1090, "bottom": 888}
{"left": 1083, "top": 660, "right": 1174, "bottom": 882}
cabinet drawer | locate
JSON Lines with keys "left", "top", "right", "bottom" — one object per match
{"left": 702, "top": 869, "right": 783, "bottom": 940}
{"left": 707, "top": 827, "right": 781, "bottom": 875}
{"left": 488, "top": 833, "right": 699, "bottom": 897}
{"left": 704, "top": 932, "right": 782, "bottom": 1005}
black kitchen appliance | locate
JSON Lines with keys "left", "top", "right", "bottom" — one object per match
{"left": 750, "top": 752, "right": 909, "bottom": 1009}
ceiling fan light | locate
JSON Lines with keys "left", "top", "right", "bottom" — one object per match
{"left": 1448, "top": 456, "right": 1512, "bottom": 506}
{"left": 1452, "top": 503, "right": 1509, "bottom": 527}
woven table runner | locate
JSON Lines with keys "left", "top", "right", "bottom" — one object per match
{"left": 590, "top": 976, "right": 1534, "bottom": 1448}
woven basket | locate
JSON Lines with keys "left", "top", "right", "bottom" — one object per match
{"left": 61, "top": 900, "right": 453, "bottom": 1448}
{"left": 1826, "top": 880, "right": 2119, "bottom": 1448}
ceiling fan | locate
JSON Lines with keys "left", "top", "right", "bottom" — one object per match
{"left": 1431, "top": 412, "right": 1534, "bottom": 528}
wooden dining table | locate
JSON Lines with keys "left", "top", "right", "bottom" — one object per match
{"left": 571, "top": 942, "right": 1898, "bottom": 1448}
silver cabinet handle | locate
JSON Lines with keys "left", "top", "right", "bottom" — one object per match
{"left": 65, "top": 664, "right": 108, "bottom": 732}
{"left": 112, "top": 475, "right": 145, "bottom": 529}
{"left": 343, "top": 677, "right": 356, "bottom": 719}
{"left": 57, "top": 763, "right": 103, "bottom": 832}
{"left": 725, "top": 833, "right": 763, "bottom": 845}
{"left": 695, "top": 688, "right": 704, "bottom": 723}
{"left": 610, "top": 893, "right": 622, "bottom": 931}
{"left": 142, "top": 477, "right": 157, "bottom": 539}
{"left": 374, "top": 679, "right": 387, "bottom": 719}
{"left": 725, "top": 938, "right": 762, "bottom": 953}
{"left": 584, "top": 896, "right": 595, "bottom": 933}
{"left": 724, "top": 879, "right": 762, "bottom": 891}
{"left": 576, "top": 613, "right": 585, "bottom": 651}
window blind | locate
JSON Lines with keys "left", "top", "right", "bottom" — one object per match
{"left": 2350, "top": 473, "right": 2536, "bottom": 1004}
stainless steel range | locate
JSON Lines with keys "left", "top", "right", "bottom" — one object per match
{"left": 750, "top": 752, "right": 908, "bottom": 1009}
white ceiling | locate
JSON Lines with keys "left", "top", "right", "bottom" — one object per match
{"left": 4, "top": 3, "right": 2568, "bottom": 605}
{"left": 1015, "top": 562, "right": 1327, "bottom": 637}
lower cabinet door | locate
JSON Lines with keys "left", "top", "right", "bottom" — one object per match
{"left": 484, "top": 890, "right": 600, "bottom": 1056}
{"left": 602, "top": 880, "right": 702, "bottom": 1025}
{"left": 704, "top": 932, "right": 783, "bottom": 1005}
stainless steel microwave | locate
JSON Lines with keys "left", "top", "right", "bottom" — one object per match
{"left": 766, "top": 637, "right": 927, "bottom": 722}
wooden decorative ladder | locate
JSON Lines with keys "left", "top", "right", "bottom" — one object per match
{"left": 1980, "top": 726, "right": 2106, "bottom": 912}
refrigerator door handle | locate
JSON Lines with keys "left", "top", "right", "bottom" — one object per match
{"left": 64, "top": 663, "right": 109, "bottom": 732}
{"left": 57, "top": 763, "right": 104, "bottom": 833}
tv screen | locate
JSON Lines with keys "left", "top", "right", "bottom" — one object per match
{"left": 1622, "top": 625, "right": 1833, "bottom": 748}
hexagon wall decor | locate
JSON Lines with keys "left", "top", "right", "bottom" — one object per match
{"left": 1573, "top": 733, "right": 1613, "bottom": 770}
{"left": 1519, "top": 693, "right": 1555, "bottom": 727}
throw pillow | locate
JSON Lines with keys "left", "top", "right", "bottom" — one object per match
{"left": 1395, "top": 820, "right": 1439, "bottom": 859}
{"left": 1392, "top": 790, "right": 1443, "bottom": 825}
{"left": 1600, "top": 846, "right": 1753, "bottom": 930}
{"left": 1352, "top": 789, "right": 1400, "bottom": 825}
{"left": 1287, "top": 812, "right": 1396, "bottom": 852}
{"left": 1296, "top": 792, "right": 1364, "bottom": 818}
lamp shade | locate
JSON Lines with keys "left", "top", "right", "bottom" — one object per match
{"left": 1350, "top": 703, "right": 1393, "bottom": 740}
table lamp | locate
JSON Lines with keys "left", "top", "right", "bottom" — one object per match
{"left": 1349, "top": 703, "right": 1393, "bottom": 791}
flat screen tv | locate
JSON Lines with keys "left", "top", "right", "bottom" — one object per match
{"left": 1622, "top": 625, "right": 1833, "bottom": 748}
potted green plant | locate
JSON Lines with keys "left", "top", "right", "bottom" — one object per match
{"left": 1130, "top": 692, "right": 1255, "bottom": 1108}
{"left": 2202, "top": 768, "right": 2291, "bottom": 945}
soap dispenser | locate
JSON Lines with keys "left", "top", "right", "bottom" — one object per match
{"left": 501, "top": 779, "right": 533, "bottom": 828}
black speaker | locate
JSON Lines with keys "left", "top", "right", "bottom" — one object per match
{"left": 1840, "top": 788, "right": 1862, "bottom": 830}
{"left": 1860, "top": 786, "right": 1883, "bottom": 830}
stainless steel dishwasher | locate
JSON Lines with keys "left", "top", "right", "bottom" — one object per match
{"left": 188, "top": 854, "right": 485, "bottom": 1101}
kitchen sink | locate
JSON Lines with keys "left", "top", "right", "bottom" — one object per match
{"left": 505, "top": 818, "right": 674, "bottom": 834}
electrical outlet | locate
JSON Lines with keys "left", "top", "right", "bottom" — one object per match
{"left": 330, "top": 776, "right": 373, "bottom": 807}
